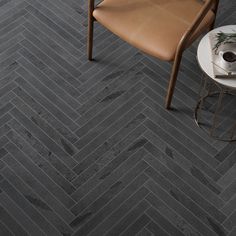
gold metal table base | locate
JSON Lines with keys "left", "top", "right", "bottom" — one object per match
{"left": 194, "top": 75, "right": 236, "bottom": 142}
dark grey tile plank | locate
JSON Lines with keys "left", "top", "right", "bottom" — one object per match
{"left": 77, "top": 48, "right": 140, "bottom": 92}
{"left": 0, "top": 83, "right": 16, "bottom": 101}
{"left": 121, "top": 214, "right": 150, "bottom": 236}
{"left": 0, "top": 146, "right": 7, "bottom": 158}
{"left": 145, "top": 180, "right": 228, "bottom": 236}
{"left": 105, "top": 200, "right": 150, "bottom": 236}
{"left": 0, "top": 0, "right": 11, "bottom": 8}
{"left": 79, "top": 36, "right": 122, "bottom": 73}
{"left": 0, "top": 24, "right": 23, "bottom": 46}
{"left": 141, "top": 61, "right": 197, "bottom": 109}
{"left": 6, "top": 132, "right": 74, "bottom": 205}
{"left": 0, "top": 40, "right": 22, "bottom": 61}
{"left": 18, "top": 48, "right": 81, "bottom": 109}
{"left": 0, "top": 91, "right": 16, "bottom": 107}
{"left": 35, "top": 0, "right": 85, "bottom": 34}
{"left": 220, "top": 180, "right": 236, "bottom": 202}
{"left": 73, "top": 102, "right": 145, "bottom": 165}
{"left": 144, "top": 138, "right": 224, "bottom": 212}
{"left": 22, "top": 19, "right": 81, "bottom": 67}
{"left": 0, "top": 15, "right": 25, "bottom": 37}
{"left": 0, "top": 135, "right": 9, "bottom": 147}
{"left": 218, "top": 164, "right": 236, "bottom": 190}
{"left": 141, "top": 69, "right": 219, "bottom": 149}
{"left": 0, "top": 220, "right": 14, "bottom": 236}
{"left": 143, "top": 130, "right": 223, "bottom": 203}
{"left": 222, "top": 195, "right": 236, "bottom": 216}
{"left": 0, "top": 52, "right": 20, "bottom": 81}
{"left": 22, "top": 28, "right": 81, "bottom": 80}
{"left": 19, "top": 36, "right": 81, "bottom": 89}
{"left": 6, "top": 129, "right": 76, "bottom": 195}
{"left": 77, "top": 61, "right": 144, "bottom": 109}
{"left": 144, "top": 113, "right": 221, "bottom": 182}
{"left": 143, "top": 152, "right": 226, "bottom": 223}
{"left": 0, "top": 191, "right": 45, "bottom": 236}
{"left": 214, "top": 142, "right": 236, "bottom": 163}
{"left": 77, "top": 174, "right": 150, "bottom": 236}
{"left": 77, "top": 65, "right": 145, "bottom": 126}
{"left": 79, "top": 33, "right": 124, "bottom": 71}
{"left": 25, "top": 4, "right": 83, "bottom": 51}
{"left": 4, "top": 142, "right": 75, "bottom": 211}
{"left": 136, "top": 227, "right": 154, "bottom": 236}
{"left": 1, "top": 163, "right": 73, "bottom": 235}
{"left": 0, "top": 113, "right": 12, "bottom": 127}
{"left": 16, "top": 63, "right": 79, "bottom": 121}
{"left": 0, "top": 147, "right": 7, "bottom": 159}
{"left": 142, "top": 87, "right": 218, "bottom": 157}
{"left": 77, "top": 69, "right": 126, "bottom": 105}
{"left": 72, "top": 134, "right": 148, "bottom": 199}
{"left": 146, "top": 207, "right": 184, "bottom": 236}
{"left": 145, "top": 221, "right": 169, "bottom": 236}
{"left": 70, "top": 160, "right": 148, "bottom": 230}
{"left": 72, "top": 120, "right": 146, "bottom": 189}
{"left": 0, "top": 0, "right": 27, "bottom": 17}
{"left": 13, "top": 86, "right": 78, "bottom": 144}
{"left": 50, "top": 0, "right": 86, "bottom": 24}
{"left": 146, "top": 192, "right": 201, "bottom": 236}
{"left": 0, "top": 203, "right": 29, "bottom": 236}
{"left": 22, "top": 11, "right": 82, "bottom": 61}
{"left": 26, "top": 0, "right": 84, "bottom": 43}
{"left": 9, "top": 107, "right": 77, "bottom": 169}
{"left": 142, "top": 96, "right": 219, "bottom": 169}
{"left": 14, "top": 75, "right": 78, "bottom": 131}
{"left": 0, "top": 124, "right": 11, "bottom": 138}
{"left": 0, "top": 159, "right": 5, "bottom": 170}
{"left": 11, "top": 95, "right": 77, "bottom": 156}
{"left": 71, "top": 146, "right": 147, "bottom": 212}
{"left": 0, "top": 52, "right": 21, "bottom": 70}
{"left": 216, "top": 150, "right": 236, "bottom": 176}
{"left": 145, "top": 166, "right": 227, "bottom": 235}
{"left": 228, "top": 227, "right": 236, "bottom": 236}
{"left": 0, "top": 71, "right": 17, "bottom": 88}
{"left": 0, "top": 7, "right": 27, "bottom": 30}
{"left": 8, "top": 118, "right": 77, "bottom": 182}
{"left": 75, "top": 83, "right": 145, "bottom": 139}
{"left": 223, "top": 210, "right": 236, "bottom": 231}
{"left": 0, "top": 173, "right": 61, "bottom": 236}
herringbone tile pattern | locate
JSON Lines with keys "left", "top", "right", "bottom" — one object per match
{"left": 0, "top": 0, "right": 236, "bottom": 235}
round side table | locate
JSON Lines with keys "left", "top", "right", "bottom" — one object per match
{"left": 196, "top": 25, "right": 236, "bottom": 141}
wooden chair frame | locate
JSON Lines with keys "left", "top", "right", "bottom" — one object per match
{"left": 87, "top": 0, "right": 219, "bottom": 109}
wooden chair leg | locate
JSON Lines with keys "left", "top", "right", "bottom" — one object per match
{"left": 165, "top": 55, "right": 182, "bottom": 109}
{"left": 87, "top": 1, "right": 94, "bottom": 61}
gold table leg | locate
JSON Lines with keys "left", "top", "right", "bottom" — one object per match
{"left": 210, "top": 88, "right": 225, "bottom": 137}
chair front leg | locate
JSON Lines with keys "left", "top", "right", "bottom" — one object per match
{"left": 165, "top": 0, "right": 216, "bottom": 109}
{"left": 88, "top": 0, "right": 95, "bottom": 60}
{"left": 165, "top": 53, "right": 182, "bottom": 109}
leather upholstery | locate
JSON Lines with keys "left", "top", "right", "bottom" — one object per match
{"left": 93, "top": 0, "right": 215, "bottom": 61}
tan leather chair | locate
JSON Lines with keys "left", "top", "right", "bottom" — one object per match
{"left": 87, "top": 0, "right": 219, "bottom": 109}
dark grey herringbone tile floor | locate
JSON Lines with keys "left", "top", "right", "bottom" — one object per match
{"left": 0, "top": 0, "right": 236, "bottom": 235}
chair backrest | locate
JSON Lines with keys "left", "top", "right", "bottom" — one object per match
{"left": 203, "top": 0, "right": 220, "bottom": 13}
{"left": 176, "top": 0, "right": 219, "bottom": 57}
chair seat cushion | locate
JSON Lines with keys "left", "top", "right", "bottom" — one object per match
{"left": 93, "top": 0, "right": 215, "bottom": 61}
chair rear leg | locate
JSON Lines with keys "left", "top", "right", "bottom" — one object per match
{"left": 88, "top": 1, "right": 94, "bottom": 60}
{"left": 165, "top": 55, "right": 182, "bottom": 109}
